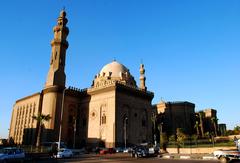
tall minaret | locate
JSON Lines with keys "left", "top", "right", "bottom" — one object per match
{"left": 45, "top": 10, "right": 69, "bottom": 88}
{"left": 139, "top": 64, "right": 147, "bottom": 91}
{"left": 40, "top": 10, "right": 69, "bottom": 142}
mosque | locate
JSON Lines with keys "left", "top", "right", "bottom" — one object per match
{"left": 9, "top": 10, "right": 154, "bottom": 148}
{"left": 9, "top": 10, "right": 222, "bottom": 148}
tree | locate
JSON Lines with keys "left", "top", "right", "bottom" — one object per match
{"left": 211, "top": 117, "right": 218, "bottom": 136}
{"left": 233, "top": 126, "right": 240, "bottom": 135}
{"left": 176, "top": 128, "right": 187, "bottom": 153}
{"left": 234, "top": 126, "right": 240, "bottom": 131}
{"left": 198, "top": 112, "right": 205, "bottom": 137}
{"left": 194, "top": 120, "right": 200, "bottom": 137}
{"left": 168, "top": 135, "right": 176, "bottom": 148}
{"left": 176, "top": 128, "right": 187, "bottom": 147}
{"left": 32, "top": 113, "right": 51, "bottom": 147}
{"left": 169, "top": 135, "right": 176, "bottom": 142}
{"left": 1, "top": 139, "right": 8, "bottom": 147}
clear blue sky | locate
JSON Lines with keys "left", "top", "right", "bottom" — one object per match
{"left": 0, "top": 0, "right": 239, "bottom": 138}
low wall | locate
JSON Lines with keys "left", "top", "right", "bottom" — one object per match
{"left": 166, "top": 146, "right": 236, "bottom": 154}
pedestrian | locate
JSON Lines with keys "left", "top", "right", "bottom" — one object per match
{"left": 51, "top": 143, "right": 58, "bottom": 158}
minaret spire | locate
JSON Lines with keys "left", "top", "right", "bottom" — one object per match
{"left": 45, "top": 10, "right": 69, "bottom": 88}
{"left": 139, "top": 63, "right": 147, "bottom": 91}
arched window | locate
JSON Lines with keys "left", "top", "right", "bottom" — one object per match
{"left": 102, "top": 114, "right": 106, "bottom": 124}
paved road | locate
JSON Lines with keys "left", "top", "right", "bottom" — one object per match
{"left": 57, "top": 158, "right": 218, "bottom": 163}
{"left": 36, "top": 154, "right": 219, "bottom": 163}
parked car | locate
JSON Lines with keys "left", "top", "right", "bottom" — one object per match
{"left": 115, "top": 147, "right": 124, "bottom": 153}
{"left": 0, "top": 147, "right": 25, "bottom": 162}
{"left": 99, "top": 148, "right": 116, "bottom": 154}
{"left": 99, "top": 148, "right": 108, "bottom": 154}
{"left": 123, "top": 147, "right": 132, "bottom": 153}
{"left": 41, "top": 141, "right": 67, "bottom": 153}
{"left": 131, "top": 145, "right": 156, "bottom": 158}
{"left": 55, "top": 148, "right": 73, "bottom": 158}
{"left": 131, "top": 146, "right": 149, "bottom": 158}
{"left": 214, "top": 149, "right": 240, "bottom": 163}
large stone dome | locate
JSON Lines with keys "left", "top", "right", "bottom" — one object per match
{"left": 100, "top": 61, "right": 129, "bottom": 78}
{"left": 92, "top": 61, "right": 137, "bottom": 88}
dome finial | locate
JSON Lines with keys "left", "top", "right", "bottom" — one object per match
{"left": 60, "top": 6, "right": 66, "bottom": 18}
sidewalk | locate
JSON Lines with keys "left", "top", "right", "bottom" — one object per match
{"left": 159, "top": 153, "right": 218, "bottom": 160}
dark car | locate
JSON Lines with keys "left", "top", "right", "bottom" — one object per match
{"left": 131, "top": 146, "right": 149, "bottom": 158}
{"left": 0, "top": 147, "right": 25, "bottom": 163}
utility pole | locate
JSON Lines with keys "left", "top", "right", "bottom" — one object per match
{"left": 124, "top": 117, "right": 128, "bottom": 149}
{"left": 58, "top": 88, "right": 67, "bottom": 150}
{"left": 73, "top": 117, "right": 76, "bottom": 149}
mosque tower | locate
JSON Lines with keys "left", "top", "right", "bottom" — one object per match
{"left": 139, "top": 64, "right": 147, "bottom": 91}
{"left": 41, "top": 10, "right": 69, "bottom": 141}
{"left": 45, "top": 10, "right": 69, "bottom": 87}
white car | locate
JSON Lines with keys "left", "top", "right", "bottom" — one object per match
{"left": 0, "top": 147, "right": 25, "bottom": 162}
{"left": 56, "top": 148, "right": 73, "bottom": 158}
{"left": 213, "top": 149, "right": 240, "bottom": 163}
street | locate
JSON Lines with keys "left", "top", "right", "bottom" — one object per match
{"left": 36, "top": 154, "right": 220, "bottom": 163}
{"left": 57, "top": 158, "right": 218, "bottom": 163}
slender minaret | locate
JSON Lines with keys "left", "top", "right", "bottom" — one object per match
{"left": 45, "top": 10, "right": 69, "bottom": 88}
{"left": 41, "top": 10, "right": 69, "bottom": 142}
{"left": 139, "top": 64, "right": 147, "bottom": 91}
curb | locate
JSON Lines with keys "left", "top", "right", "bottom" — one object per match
{"left": 180, "top": 155, "right": 191, "bottom": 159}
{"left": 159, "top": 154, "right": 218, "bottom": 160}
{"left": 202, "top": 156, "right": 218, "bottom": 160}
{"left": 162, "top": 155, "right": 174, "bottom": 159}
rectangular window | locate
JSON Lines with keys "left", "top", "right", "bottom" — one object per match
{"left": 142, "top": 120, "right": 146, "bottom": 127}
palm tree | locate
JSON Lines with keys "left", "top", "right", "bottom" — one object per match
{"left": 151, "top": 112, "right": 157, "bottom": 145}
{"left": 32, "top": 113, "right": 51, "bottom": 147}
{"left": 198, "top": 112, "right": 205, "bottom": 137}
{"left": 194, "top": 120, "right": 200, "bottom": 137}
{"left": 211, "top": 117, "right": 218, "bottom": 136}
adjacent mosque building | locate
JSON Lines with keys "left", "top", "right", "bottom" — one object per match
{"left": 9, "top": 10, "right": 154, "bottom": 148}
{"left": 9, "top": 11, "right": 224, "bottom": 148}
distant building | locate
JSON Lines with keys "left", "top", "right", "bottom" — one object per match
{"left": 204, "top": 109, "right": 217, "bottom": 133}
{"left": 218, "top": 123, "right": 227, "bottom": 136}
{"left": 154, "top": 101, "right": 195, "bottom": 136}
{"left": 195, "top": 108, "right": 219, "bottom": 137}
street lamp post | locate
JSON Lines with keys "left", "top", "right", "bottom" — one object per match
{"left": 151, "top": 112, "right": 157, "bottom": 146}
{"left": 124, "top": 117, "right": 128, "bottom": 149}
{"left": 73, "top": 117, "right": 76, "bottom": 149}
{"left": 58, "top": 87, "right": 67, "bottom": 150}
{"left": 159, "top": 122, "right": 163, "bottom": 149}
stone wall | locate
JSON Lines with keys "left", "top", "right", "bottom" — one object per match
{"left": 166, "top": 146, "right": 236, "bottom": 154}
